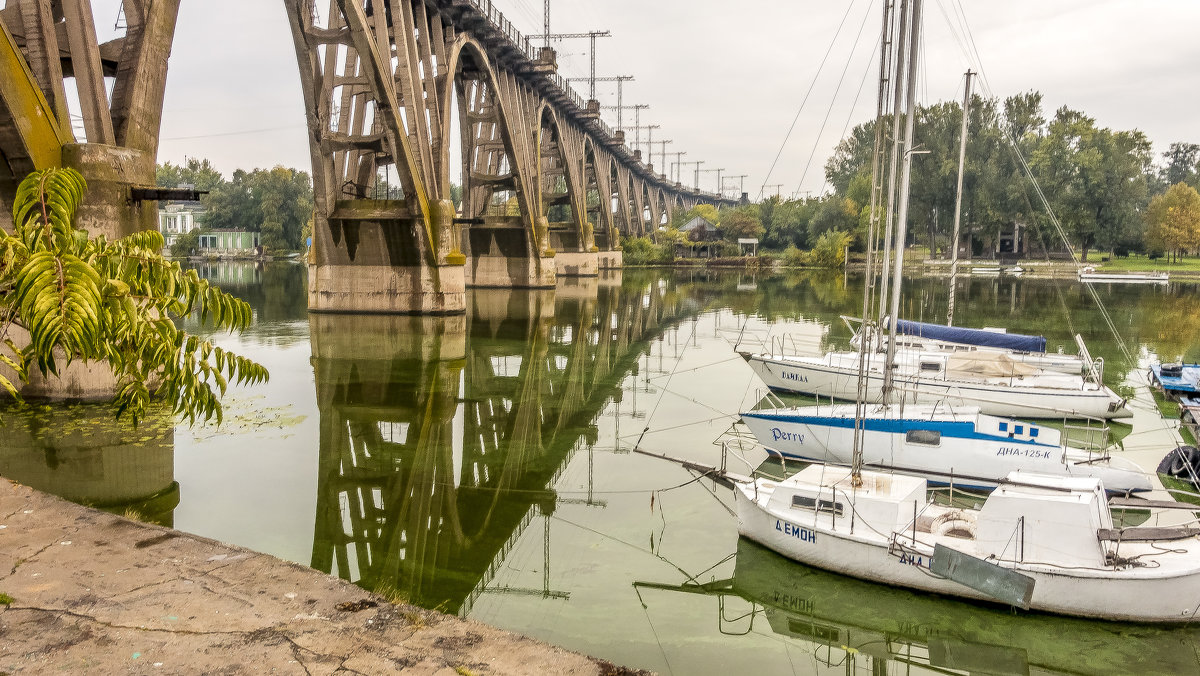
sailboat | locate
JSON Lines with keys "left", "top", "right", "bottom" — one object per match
{"left": 739, "top": 401, "right": 1151, "bottom": 493}
{"left": 742, "top": 59, "right": 1126, "bottom": 421}
{"left": 739, "top": 20, "right": 1144, "bottom": 489}
{"left": 734, "top": 0, "right": 1200, "bottom": 623}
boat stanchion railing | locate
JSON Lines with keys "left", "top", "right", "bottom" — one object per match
{"left": 1061, "top": 417, "right": 1113, "bottom": 461}
{"left": 715, "top": 437, "right": 761, "bottom": 477}
{"left": 716, "top": 596, "right": 759, "bottom": 636}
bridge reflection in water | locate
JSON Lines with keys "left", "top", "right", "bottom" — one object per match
{"left": 0, "top": 404, "right": 178, "bottom": 527}
{"left": 309, "top": 271, "right": 700, "bottom": 614}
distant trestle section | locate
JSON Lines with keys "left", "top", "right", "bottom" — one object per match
{"left": 284, "top": 0, "right": 733, "bottom": 314}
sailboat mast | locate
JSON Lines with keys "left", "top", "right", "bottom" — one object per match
{"left": 875, "top": 0, "right": 911, "bottom": 337}
{"left": 864, "top": 0, "right": 897, "bottom": 294}
{"left": 947, "top": 69, "right": 974, "bottom": 328}
{"left": 881, "top": 0, "right": 923, "bottom": 404}
{"left": 852, "top": 0, "right": 900, "bottom": 485}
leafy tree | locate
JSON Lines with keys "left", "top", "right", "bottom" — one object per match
{"left": 252, "top": 166, "right": 313, "bottom": 251}
{"left": 808, "top": 196, "right": 858, "bottom": 240}
{"left": 825, "top": 120, "right": 878, "bottom": 195}
{"left": 1029, "top": 107, "right": 1150, "bottom": 261}
{"left": 1145, "top": 182, "right": 1200, "bottom": 262}
{"left": 690, "top": 203, "right": 721, "bottom": 227}
{"left": 170, "top": 228, "right": 202, "bottom": 257}
{"left": 182, "top": 163, "right": 315, "bottom": 251}
{"left": 807, "top": 229, "right": 854, "bottom": 268}
{"left": 762, "top": 196, "right": 814, "bottom": 249}
{"left": 721, "top": 204, "right": 764, "bottom": 241}
{"left": 156, "top": 157, "right": 224, "bottom": 192}
{"left": 1160, "top": 142, "right": 1200, "bottom": 188}
{"left": 0, "top": 168, "right": 268, "bottom": 424}
{"left": 205, "top": 169, "right": 258, "bottom": 232}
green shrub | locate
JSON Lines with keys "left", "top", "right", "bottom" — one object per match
{"left": 808, "top": 230, "right": 853, "bottom": 268}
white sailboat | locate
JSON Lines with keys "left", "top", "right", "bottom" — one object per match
{"left": 869, "top": 316, "right": 1088, "bottom": 375}
{"left": 742, "top": 50, "right": 1127, "bottom": 421}
{"left": 734, "top": 0, "right": 1200, "bottom": 623}
{"left": 744, "top": 329, "right": 1129, "bottom": 419}
{"left": 740, "top": 402, "right": 1151, "bottom": 493}
{"left": 734, "top": 465, "right": 1200, "bottom": 622}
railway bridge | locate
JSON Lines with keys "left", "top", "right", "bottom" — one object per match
{"left": 0, "top": 0, "right": 737, "bottom": 317}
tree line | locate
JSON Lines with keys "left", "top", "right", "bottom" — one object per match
{"left": 698, "top": 91, "right": 1200, "bottom": 263}
{"left": 156, "top": 158, "right": 314, "bottom": 253}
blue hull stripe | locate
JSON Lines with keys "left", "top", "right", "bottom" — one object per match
{"left": 741, "top": 411, "right": 1056, "bottom": 448}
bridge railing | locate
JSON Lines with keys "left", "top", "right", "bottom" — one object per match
{"left": 464, "top": 0, "right": 537, "bottom": 61}
{"left": 454, "top": 0, "right": 733, "bottom": 204}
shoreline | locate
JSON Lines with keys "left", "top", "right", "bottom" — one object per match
{"left": 626, "top": 256, "right": 1200, "bottom": 279}
{"left": 0, "top": 479, "right": 643, "bottom": 675}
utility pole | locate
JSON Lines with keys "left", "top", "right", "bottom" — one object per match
{"left": 764, "top": 184, "right": 783, "bottom": 198}
{"left": 600, "top": 103, "right": 647, "bottom": 138}
{"left": 544, "top": 0, "right": 550, "bottom": 47}
{"left": 547, "top": 31, "right": 611, "bottom": 99}
{"left": 947, "top": 68, "right": 974, "bottom": 327}
{"left": 724, "top": 174, "right": 748, "bottom": 198}
{"left": 651, "top": 140, "right": 673, "bottom": 177}
{"left": 688, "top": 160, "right": 705, "bottom": 190}
{"left": 569, "top": 75, "right": 633, "bottom": 127}
{"left": 670, "top": 151, "right": 687, "bottom": 183}
{"left": 699, "top": 167, "right": 724, "bottom": 194}
{"left": 628, "top": 124, "right": 659, "bottom": 159}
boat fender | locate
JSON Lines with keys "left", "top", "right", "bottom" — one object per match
{"left": 931, "top": 510, "right": 977, "bottom": 539}
{"left": 1157, "top": 445, "right": 1200, "bottom": 483}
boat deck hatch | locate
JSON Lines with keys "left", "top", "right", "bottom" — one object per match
{"left": 791, "top": 495, "right": 843, "bottom": 516}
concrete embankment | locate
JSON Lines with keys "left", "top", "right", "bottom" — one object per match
{"left": 0, "top": 480, "right": 639, "bottom": 674}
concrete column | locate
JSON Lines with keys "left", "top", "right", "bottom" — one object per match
{"left": 555, "top": 251, "right": 598, "bottom": 277}
{"left": 597, "top": 250, "right": 623, "bottom": 269}
{"left": 307, "top": 199, "right": 467, "bottom": 314}
{"left": 463, "top": 215, "right": 557, "bottom": 289}
{"left": 62, "top": 142, "right": 157, "bottom": 240}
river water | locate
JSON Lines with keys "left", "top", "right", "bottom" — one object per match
{"left": 3, "top": 262, "right": 1200, "bottom": 674}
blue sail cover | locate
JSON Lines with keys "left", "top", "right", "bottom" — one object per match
{"left": 894, "top": 318, "right": 1046, "bottom": 353}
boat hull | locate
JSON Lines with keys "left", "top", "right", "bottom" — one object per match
{"left": 735, "top": 482, "right": 1200, "bottom": 622}
{"left": 740, "top": 407, "right": 1151, "bottom": 493}
{"left": 746, "top": 353, "right": 1127, "bottom": 419}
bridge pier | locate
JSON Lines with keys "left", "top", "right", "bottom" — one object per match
{"left": 598, "top": 250, "right": 623, "bottom": 270}
{"left": 463, "top": 216, "right": 556, "bottom": 289}
{"left": 554, "top": 251, "right": 599, "bottom": 277}
{"left": 309, "top": 199, "right": 466, "bottom": 314}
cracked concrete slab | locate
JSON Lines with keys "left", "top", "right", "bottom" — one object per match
{"left": 0, "top": 480, "right": 646, "bottom": 674}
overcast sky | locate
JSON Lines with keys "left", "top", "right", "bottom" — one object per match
{"left": 145, "top": 0, "right": 1200, "bottom": 200}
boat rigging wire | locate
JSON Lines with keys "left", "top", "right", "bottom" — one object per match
{"left": 794, "top": 1, "right": 878, "bottom": 195}
{"left": 933, "top": 0, "right": 1136, "bottom": 364}
{"left": 816, "top": 39, "right": 882, "bottom": 197}
{"left": 757, "top": 0, "right": 861, "bottom": 198}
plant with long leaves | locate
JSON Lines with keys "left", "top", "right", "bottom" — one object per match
{"left": 0, "top": 167, "right": 269, "bottom": 424}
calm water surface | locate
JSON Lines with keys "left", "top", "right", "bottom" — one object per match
{"left": 4, "top": 262, "right": 1200, "bottom": 675}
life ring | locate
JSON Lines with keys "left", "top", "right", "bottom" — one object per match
{"left": 931, "top": 510, "right": 977, "bottom": 539}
